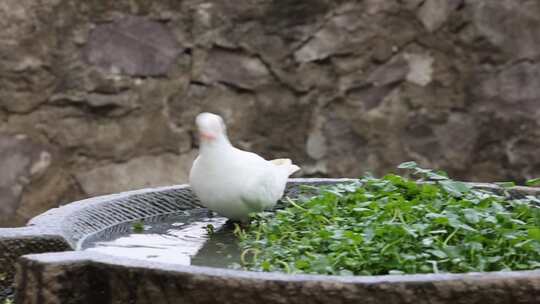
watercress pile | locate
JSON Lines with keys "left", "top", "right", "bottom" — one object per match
{"left": 235, "top": 162, "right": 540, "bottom": 275}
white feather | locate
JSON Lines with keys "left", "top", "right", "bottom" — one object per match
{"left": 189, "top": 113, "right": 300, "bottom": 221}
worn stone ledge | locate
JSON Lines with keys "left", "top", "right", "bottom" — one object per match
{"left": 15, "top": 251, "right": 540, "bottom": 304}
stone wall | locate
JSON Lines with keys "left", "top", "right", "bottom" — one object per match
{"left": 1, "top": 0, "right": 539, "bottom": 226}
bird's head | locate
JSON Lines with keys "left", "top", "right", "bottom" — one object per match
{"left": 195, "top": 112, "right": 227, "bottom": 144}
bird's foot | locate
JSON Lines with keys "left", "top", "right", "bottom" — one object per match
{"left": 224, "top": 219, "right": 251, "bottom": 230}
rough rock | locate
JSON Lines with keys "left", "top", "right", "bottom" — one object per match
{"left": 41, "top": 111, "right": 190, "bottom": 161}
{"left": 417, "top": 0, "right": 454, "bottom": 32}
{"left": 168, "top": 83, "right": 258, "bottom": 143}
{"left": 84, "top": 16, "right": 183, "bottom": 76}
{"left": 306, "top": 130, "right": 327, "bottom": 160}
{"left": 471, "top": 0, "right": 540, "bottom": 59}
{"left": 0, "top": 134, "right": 51, "bottom": 225}
{"left": 75, "top": 152, "right": 196, "bottom": 196}
{"left": 16, "top": 168, "right": 82, "bottom": 225}
{"left": 366, "top": 55, "right": 409, "bottom": 87}
{"left": 475, "top": 61, "right": 540, "bottom": 117}
{"left": 0, "top": 0, "right": 539, "bottom": 226}
{"left": 194, "top": 49, "right": 272, "bottom": 90}
{"left": 404, "top": 53, "right": 434, "bottom": 86}
{"left": 294, "top": 15, "right": 359, "bottom": 63}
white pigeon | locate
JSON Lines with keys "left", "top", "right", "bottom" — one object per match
{"left": 189, "top": 112, "right": 300, "bottom": 221}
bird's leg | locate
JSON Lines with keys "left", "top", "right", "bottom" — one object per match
{"left": 224, "top": 219, "right": 251, "bottom": 230}
{"left": 238, "top": 218, "right": 251, "bottom": 229}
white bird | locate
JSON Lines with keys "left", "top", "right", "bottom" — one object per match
{"left": 189, "top": 112, "right": 300, "bottom": 221}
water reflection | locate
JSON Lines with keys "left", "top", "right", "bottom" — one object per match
{"left": 83, "top": 210, "right": 241, "bottom": 267}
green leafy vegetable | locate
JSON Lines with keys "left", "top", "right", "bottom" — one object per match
{"left": 397, "top": 161, "right": 419, "bottom": 169}
{"left": 495, "top": 182, "right": 516, "bottom": 188}
{"left": 236, "top": 163, "right": 540, "bottom": 275}
{"left": 526, "top": 178, "right": 540, "bottom": 187}
{"left": 131, "top": 221, "right": 145, "bottom": 233}
{"left": 206, "top": 224, "right": 215, "bottom": 235}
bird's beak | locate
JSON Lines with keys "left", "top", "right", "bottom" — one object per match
{"left": 199, "top": 131, "right": 216, "bottom": 141}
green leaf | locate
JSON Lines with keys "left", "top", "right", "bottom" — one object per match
{"left": 487, "top": 256, "right": 502, "bottom": 263}
{"left": 434, "top": 217, "right": 449, "bottom": 225}
{"left": 205, "top": 224, "right": 215, "bottom": 235}
{"left": 525, "top": 196, "right": 540, "bottom": 204}
{"left": 397, "top": 161, "right": 419, "bottom": 169}
{"left": 528, "top": 228, "right": 540, "bottom": 241}
{"left": 422, "top": 237, "right": 434, "bottom": 246}
{"left": 427, "top": 249, "right": 447, "bottom": 259}
{"left": 339, "top": 269, "right": 354, "bottom": 276}
{"left": 426, "top": 171, "right": 449, "bottom": 180}
{"left": 526, "top": 178, "right": 540, "bottom": 187}
{"left": 429, "top": 229, "right": 448, "bottom": 234}
{"left": 439, "top": 180, "right": 471, "bottom": 197}
{"left": 459, "top": 223, "right": 477, "bottom": 232}
{"left": 131, "top": 221, "right": 145, "bottom": 233}
{"left": 495, "top": 182, "right": 516, "bottom": 188}
{"left": 463, "top": 209, "right": 480, "bottom": 224}
{"left": 402, "top": 226, "right": 418, "bottom": 237}
{"left": 484, "top": 215, "right": 497, "bottom": 223}
{"left": 468, "top": 242, "right": 483, "bottom": 251}
{"left": 261, "top": 260, "right": 271, "bottom": 271}
{"left": 363, "top": 227, "right": 375, "bottom": 242}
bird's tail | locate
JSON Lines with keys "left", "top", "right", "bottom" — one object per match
{"left": 270, "top": 158, "right": 301, "bottom": 175}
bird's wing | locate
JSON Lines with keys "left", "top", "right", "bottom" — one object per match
{"left": 231, "top": 148, "right": 299, "bottom": 211}
{"left": 240, "top": 168, "right": 285, "bottom": 211}
{"left": 232, "top": 147, "right": 267, "bottom": 162}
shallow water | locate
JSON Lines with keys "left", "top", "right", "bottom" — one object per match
{"left": 81, "top": 209, "right": 242, "bottom": 268}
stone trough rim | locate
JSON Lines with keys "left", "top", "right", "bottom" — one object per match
{"left": 20, "top": 249, "right": 540, "bottom": 285}
{"left": 3, "top": 178, "right": 540, "bottom": 285}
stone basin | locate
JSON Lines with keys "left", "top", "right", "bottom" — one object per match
{"left": 1, "top": 179, "right": 540, "bottom": 304}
